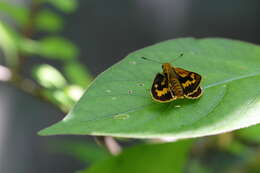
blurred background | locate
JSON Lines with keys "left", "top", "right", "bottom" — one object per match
{"left": 1, "top": 0, "right": 260, "bottom": 173}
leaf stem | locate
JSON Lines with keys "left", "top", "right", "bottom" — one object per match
{"left": 95, "top": 136, "right": 122, "bottom": 155}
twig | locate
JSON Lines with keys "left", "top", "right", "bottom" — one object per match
{"left": 22, "top": 0, "right": 40, "bottom": 38}
{"left": 95, "top": 136, "right": 122, "bottom": 155}
{"left": 0, "top": 65, "right": 123, "bottom": 155}
{"left": 0, "top": 64, "right": 64, "bottom": 113}
{"left": 16, "top": 0, "right": 41, "bottom": 73}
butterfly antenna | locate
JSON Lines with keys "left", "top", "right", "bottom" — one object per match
{"left": 170, "top": 53, "right": 184, "bottom": 63}
{"left": 140, "top": 57, "right": 162, "bottom": 64}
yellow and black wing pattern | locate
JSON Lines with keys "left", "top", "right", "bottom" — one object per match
{"left": 150, "top": 73, "right": 176, "bottom": 102}
{"left": 174, "top": 67, "right": 203, "bottom": 99}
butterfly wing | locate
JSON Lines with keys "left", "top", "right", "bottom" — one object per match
{"left": 174, "top": 67, "right": 203, "bottom": 99}
{"left": 150, "top": 73, "right": 177, "bottom": 102}
{"left": 185, "top": 86, "right": 203, "bottom": 99}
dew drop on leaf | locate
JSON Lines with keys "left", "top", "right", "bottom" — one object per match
{"left": 113, "top": 114, "right": 130, "bottom": 120}
{"left": 129, "top": 61, "right": 136, "bottom": 65}
{"left": 106, "top": 89, "right": 111, "bottom": 93}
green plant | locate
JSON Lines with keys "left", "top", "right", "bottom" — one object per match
{"left": 40, "top": 38, "right": 260, "bottom": 141}
{"left": 1, "top": 1, "right": 260, "bottom": 173}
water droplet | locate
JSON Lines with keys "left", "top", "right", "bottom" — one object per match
{"left": 175, "top": 105, "right": 181, "bottom": 108}
{"left": 112, "top": 97, "right": 117, "bottom": 100}
{"left": 128, "top": 90, "right": 133, "bottom": 94}
{"left": 106, "top": 89, "right": 111, "bottom": 93}
{"left": 113, "top": 114, "right": 130, "bottom": 120}
{"left": 129, "top": 61, "right": 136, "bottom": 65}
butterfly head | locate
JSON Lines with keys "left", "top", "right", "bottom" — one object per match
{"left": 162, "top": 63, "right": 172, "bottom": 73}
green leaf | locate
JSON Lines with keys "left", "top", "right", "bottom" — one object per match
{"left": 32, "top": 64, "right": 66, "bottom": 88}
{"left": 64, "top": 62, "right": 92, "bottom": 87}
{"left": 19, "top": 38, "right": 40, "bottom": 55}
{"left": 0, "top": 2, "right": 29, "bottom": 25}
{"left": 79, "top": 140, "right": 192, "bottom": 173}
{"left": 35, "top": 10, "right": 64, "bottom": 32}
{"left": 39, "top": 37, "right": 79, "bottom": 60}
{"left": 45, "top": 89, "right": 74, "bottom": 112}
{"left": 0, "top": 21, "right": 19, "bottom": 67}
{"left": 19, "top": 37, "right": 78, "bottom": 60}
{"left": 236, "top": 125, "right": 260, "bottom": 143}
{"left": 44, "top": 0, "right": 78, "bottom": 13}
{"left": 39, "top": 38, "right": 260, "bottom": 140}
{"left": 64, "top": 85, "right": 84, "bottom": 102}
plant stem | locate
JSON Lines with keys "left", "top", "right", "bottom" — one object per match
{"left": 0, "top": 64, "right": 63, "bottom": 113}
{"left": 95, "top": 136, "right": 122, "bottom": 155}
{"left": 0, "top": 0, "right": 123, "bottom": 156}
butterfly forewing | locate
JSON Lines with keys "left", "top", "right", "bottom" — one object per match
{"left": 143, "top": 56, "right": 203, "bottom": 103}
{"left": 174, "top": 67, "right": 202, "bottom": 97}
{"left": 150, "top": 73, "right": 177, "bottom": 102}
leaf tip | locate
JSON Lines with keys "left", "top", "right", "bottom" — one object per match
{"left": 37, "top": 128, "right": 50, "bottom": 136}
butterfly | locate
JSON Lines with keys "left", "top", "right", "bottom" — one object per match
{"left": 142, "top": 55, "right": 203, "bottom": 103}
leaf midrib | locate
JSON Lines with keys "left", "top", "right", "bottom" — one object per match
{"left": 205, "top": 71, "right": 260, "bottom": 89}
{"left": 72, "top": 71, "right": 260, "bottom": 123}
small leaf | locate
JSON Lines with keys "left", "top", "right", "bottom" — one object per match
{"left": 0, "top": 21, "right": 19, "bottom": 67}
{"left": 52, "top": 90, "right": 74, "bottom": 110}
{"left": 41, "top": 90, "right": 71, "bottom": 112}
{"left": 79, "top": 140, "right": 192, "bottom": 173}
{"left": 35, "top": 10, "right": 64, "bottom": 32}
{"left": 19, "top": 38, "right": 40, "bottom": 55}
{"left": 65, "top": 85, "right": 84, "bottom": 102}
{"left": 39, "top": 38, "right": 260, "bottom": 140}
{"left": 64, "top": 62, "right": 92, "bottom": 87}
{"left": 19, "top": 37, "right": 79, "bottom": 60}
{"left": 39, "top": 37, "right": 79, "bottom": 60}
{"left": 44, "top": 0, "right": 78, "bottom": 13}
{"left": 0, "top": 2, "right": 29, "bottom": 25}
{"left": 32, "top": 64, "right": 66, "bottom": 88}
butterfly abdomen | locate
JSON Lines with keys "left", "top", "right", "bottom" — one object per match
{"left": 169, "top": 77, "right": 184, "bottom": 97}
{"left": 163, "top": 63, "right": 184, "bottom": 97}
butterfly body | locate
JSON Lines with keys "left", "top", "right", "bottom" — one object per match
{"left": 151, "top": 62, "right": 203, "bottom": 103}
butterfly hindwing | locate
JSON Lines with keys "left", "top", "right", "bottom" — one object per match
{"left": 174, "top": 67, "right": 202, "bottom": 98}
{"left": 150, "top": 73, "right": 176, "bottom": 102}
{"left": 185, "top": 87, "right": 203, "bottom": 99}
